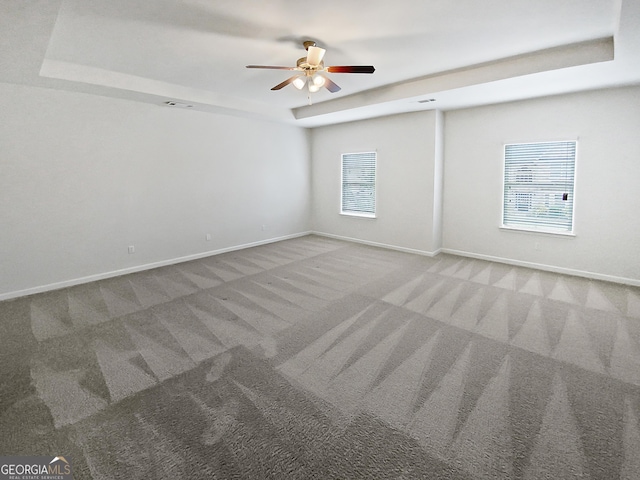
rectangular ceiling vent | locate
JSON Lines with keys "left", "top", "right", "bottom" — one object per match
{"left": 164, "top": 101, "right": 193, "bottom": 108}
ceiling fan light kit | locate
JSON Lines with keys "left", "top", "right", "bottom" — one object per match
{"left": 292, "top": 77, "right": 306, "bottom": 89}
{"left": 246, "top": 41, "right": 375, "bottom": 103}
{"left": 308, "top": 82, "right": 321, "bottom": 93}
{"left": 313, "top": 75, "right": 326, "bottom": 87}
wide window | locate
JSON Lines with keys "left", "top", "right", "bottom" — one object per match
{"left": 341, "top": 152, "right": 376, "bottom": 217}
{"left": 503, "top": 141, "right": 576, "bottom": 234}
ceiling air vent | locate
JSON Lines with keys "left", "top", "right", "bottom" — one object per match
{"left": 164, "top": 101, "right": 193, "bottom": 108}
{"left": 418, "top": 98, "right": 436, "bottom": 103}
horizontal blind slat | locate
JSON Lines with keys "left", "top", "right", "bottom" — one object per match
{"left": 342, "top": 152, "right": 376, "bottom": 215}
{"left": 503, "top": 141, "right": 576, "bottom": 233}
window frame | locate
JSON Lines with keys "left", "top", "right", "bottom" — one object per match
{"left": 501, "top": 140, "right": 577, "bottom": 236}
{"left": 340, "top": 151, "right": 377, "bottom": 218}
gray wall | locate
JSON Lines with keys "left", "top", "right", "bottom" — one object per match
{"left": 2, "top": 82, "right": 639, "bottom": 298}
{"left": 311, "top": 111, "right": 442, "bottom": 255}
{"left": 0, "top": 83, "right": 311, "bottom": 298}
{"left": 443, "top": 85, "right": 640, "bottom": 283}
{"left": 309, "top": 86, "right": 640, "bottom": 284}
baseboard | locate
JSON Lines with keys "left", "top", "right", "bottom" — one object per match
{"left": 5, "top": 232, "right": 636, "bottom": 301}
{"left": 0, "top": 231, "right": 312, "bottom": 302}
{"left": 441, "top": 248, "right": 640, "bottom": 287}
{"left": 311, "top": 233, "right": 639, "bottom": 286}
{"left": 312, "top": 231, "right": 441, "bottom": 257}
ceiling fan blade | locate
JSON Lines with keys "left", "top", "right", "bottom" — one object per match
{"left": 323, "top": 76, "right": 341, "bottom": 93}
{"left": 306, "top": 46, "right": 326, "bottom": 66}
{"left": 271, "top": 76, "right": 299, "bottom": 90}
{"left": 326, "top": 66, "right": 375, "bottom": 74}
{"left": 246, "top": 65, "right": 298, "bottom": 70}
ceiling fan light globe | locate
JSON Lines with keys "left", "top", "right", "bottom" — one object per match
{"left": 292, "top": 77, "right": 306, "bottom": 89}
{"left": 308, "top": 83, "right": 320, "bottom": 93}
{"left": 313, "top": 75, "right": 326, "bottom": 87}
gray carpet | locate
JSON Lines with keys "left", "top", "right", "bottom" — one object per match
{"left": 1, "top": 235, "right": 639, "bottom": 479}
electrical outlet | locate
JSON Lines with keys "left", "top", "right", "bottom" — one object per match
{"left": 205, "top": 233, "right": 212, "bottom": 241}
{"left": 128, "top": 245, "right": 135, "bottom": 254}
{"left": 261, "top": 224, "right": 267, "bottom": 231}
{"left": 534, "top": 242, "right": 540, "bottom": 251}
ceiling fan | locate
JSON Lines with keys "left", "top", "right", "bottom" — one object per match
{"left": 246, "top": 41, "right": 375, "bottom": 96}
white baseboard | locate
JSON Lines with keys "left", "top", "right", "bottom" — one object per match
{"left": 4, "top": 231, "right": 637, "bottom": 301}
{"left": 0, "top": 231, "right": 312, "bottom": 302}
{"left": 312, "top": 233, "right": 639, "bottom": 286}
{"left": 441, "top": 248, "right": 640, "bottom": 287}
{"left": 312, "top": 231, "right": 442, "bottom": 257}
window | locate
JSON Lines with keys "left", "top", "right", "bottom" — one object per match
{"left": 341, "top": 151, "right": 376, "bottom": 217}
{"left": 503, "top": 141, "right": 576, "bottom": 234}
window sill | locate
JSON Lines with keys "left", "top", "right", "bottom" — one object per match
{"left": 340, "top": 212, "right": 377, "bottom": 219}
{"left": 499, "top": 225, "right": 575, "bottom": 237}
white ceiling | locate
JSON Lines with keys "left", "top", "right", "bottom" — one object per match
{"left": 2, "top": 0, "right": 639, "bottom": 127}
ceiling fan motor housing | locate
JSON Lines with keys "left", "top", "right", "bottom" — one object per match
{"left": 297, "top": 57, "right": 324, "bottom": 72}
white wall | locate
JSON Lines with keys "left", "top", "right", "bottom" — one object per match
{"left": 311, "top": 111, "right": 441, "bottom": 254}
{"left": 0, "top": 83, "right": 310, "bottom": 298}
{"left": 3, "top": 83, "right": 638, "bottom": 298}
{"left": 432, "top": 110, "right": 444, "bottom": 252}
{"left": 443, "top": 85, "right": 640, "bottom": 283}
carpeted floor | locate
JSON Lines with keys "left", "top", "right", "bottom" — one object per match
{"left": 1, "top": 235, "right": 639, "bottom": 479}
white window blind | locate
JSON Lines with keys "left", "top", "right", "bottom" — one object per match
{"left": 503, "top": 141, "right": 576, "bottom": 234}
{"left": 341, "top": 152, "right": 376, "bottom": 217}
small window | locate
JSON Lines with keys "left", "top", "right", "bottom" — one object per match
{"left": 341, "top": 152, "right": 376, "bottom": 217}
{"left": 503, "top": 141, "right": 576, "bottom": 234}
